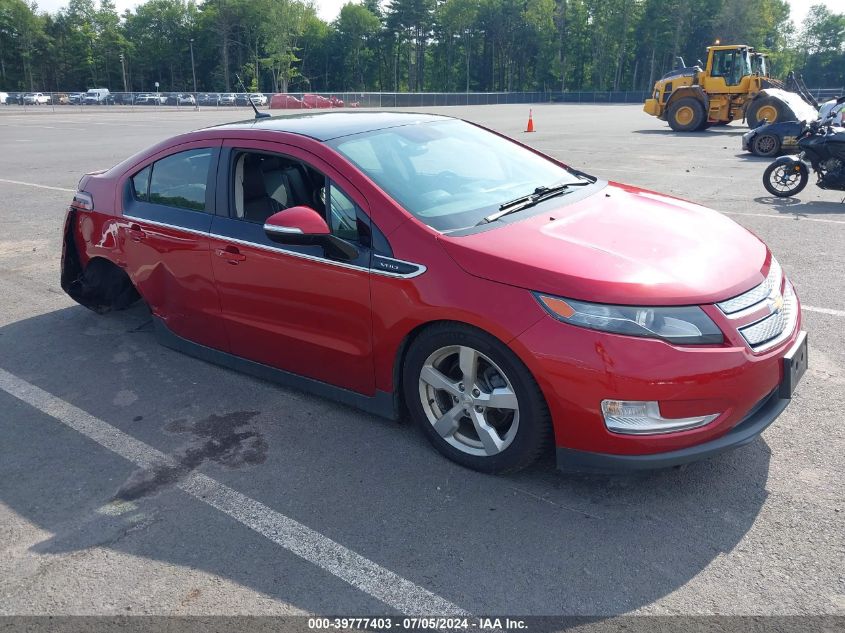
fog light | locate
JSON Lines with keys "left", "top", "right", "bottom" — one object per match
{"left": 601, "top": 400, "right": 719, "bottom": 435}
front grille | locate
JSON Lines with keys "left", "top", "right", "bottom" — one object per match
{"left": 717, "top": 258, "right": 782, "bottom": 316}
{"left": 716, "top": 257, "right": 798, "bottom": 352}
{"left": 738, "top": 282, "right": 798, "bottom": 351}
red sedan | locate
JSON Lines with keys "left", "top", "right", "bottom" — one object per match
{"left": 61, "top": 112, "right": 807, "bottom": 473}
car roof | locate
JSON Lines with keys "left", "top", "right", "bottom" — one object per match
{"left": 208, "top": 111, "right": 452, "bottom": 142}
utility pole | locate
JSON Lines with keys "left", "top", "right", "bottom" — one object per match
{"left": 465, "top": 29, "right": 471, "bottom": 93}
{"left": 190, "top": 38, "right": 198, "bottom": 110}
{"left": 119, "top": 53, "right": 127, "bottom": 93}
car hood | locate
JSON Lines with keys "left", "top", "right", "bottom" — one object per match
{"left": 437, "top": 183, "right": 768, "bottom": 306}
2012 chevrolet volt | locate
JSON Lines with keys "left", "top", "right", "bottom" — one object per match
{"left": 61, "top": 112, "right": 808, "bottom": 473}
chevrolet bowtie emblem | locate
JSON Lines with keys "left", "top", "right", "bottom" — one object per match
{"left": 769, "top": 290, "right": 784, "bottom": 313}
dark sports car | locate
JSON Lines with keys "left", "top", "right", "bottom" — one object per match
{"left": 742, "top": 120, "right": 804, "bottom": 157}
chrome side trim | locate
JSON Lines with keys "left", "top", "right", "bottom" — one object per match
{"left": 208, "top": 233, "right": 427, "bottom": 279}
{"left": 123, "top": 214, "right": 209, "bottom": 239}
{"left": 123, "top": 214, "right": 427, "bottom": 279}
{"left": 371, "top": 254, "right": 427, "bottom": 279}
{"left": 210, "top": 232, "right": 366, "bottom": 272}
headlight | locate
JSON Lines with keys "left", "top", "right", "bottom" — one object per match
{"left": 534, "top": 293, "right": 723, "bottom": 345}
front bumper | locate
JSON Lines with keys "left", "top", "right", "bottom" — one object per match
{"left": 742, "top": 130, "right": 755, "bottom": 151}
{"left": 643, "top": 99, "right": 661, "bottom": 117}
{"left": 512, "top": 305, "right": 804, "bottom": 470}
{"left": 556, "top": 387, "right": 787, "bottom": 472}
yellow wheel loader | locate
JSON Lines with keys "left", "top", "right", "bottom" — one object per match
{"left": 643, "top": 45, "right": 819, "bottom": 131}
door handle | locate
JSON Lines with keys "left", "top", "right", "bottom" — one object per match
{"left": 127, "top": 223, "right": 146, "bottom": 242}
{"left": 215, "top": 244, "right": 246, "bottom": 265}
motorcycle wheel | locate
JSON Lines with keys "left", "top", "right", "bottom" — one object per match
{"left": 763, "top": 162, "right": 809, "bottom": 197}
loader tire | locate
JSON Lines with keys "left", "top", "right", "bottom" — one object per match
{"left": 747, "top": 97, "right": 795, "bottom": 129}
{"left": 668, "top": 97, "right": 706, "bottom": 132}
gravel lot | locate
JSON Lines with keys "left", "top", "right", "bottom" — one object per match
{"left": 0, "top": 104, "right": 843, "bottom": 618}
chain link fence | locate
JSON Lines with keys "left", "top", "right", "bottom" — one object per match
{"left": 2, "top": 88, "right": 842, "bottom": 111}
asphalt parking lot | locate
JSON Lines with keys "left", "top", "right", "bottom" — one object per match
{"left": 0, "top": 104, "right": 843, "bottom": 618}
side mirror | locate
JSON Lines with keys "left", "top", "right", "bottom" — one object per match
{"left": 264, "top": 205, "right": 330, "bottom": 236}
{"left": 264, "top": 206, "right": 358, "bottom": 261}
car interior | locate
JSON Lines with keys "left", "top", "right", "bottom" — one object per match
{"left": 233, "top": 152, "right": 326, "bottom": 224}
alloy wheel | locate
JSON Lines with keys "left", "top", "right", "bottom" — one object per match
{"left": 754, "top": 134, "right": 778, "bottom": 156}
{"left": 417, "top": 345, "right": 520, "bottom": 457}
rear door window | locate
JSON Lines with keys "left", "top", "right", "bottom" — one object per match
{"left": 146, "top": 149, "right": 213, "bottom": 211}
{"left": 131, "top": 166, "right": 151, "bottom": 202}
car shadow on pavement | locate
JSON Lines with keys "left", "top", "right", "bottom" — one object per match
{"left": 733, "top": 153, "right": 776, "bottom": 162}
{"left": 0, "top": 304, "right": 772, "bottom": 615}
{"left": 754, "top": 196, "right": 845, "bottom": 215}
{"left": 633, "top": 128, "right": 747, "bottom": 137}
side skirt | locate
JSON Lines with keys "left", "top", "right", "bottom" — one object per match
{"left": 152, "top": 316, "right": 398, "bottom": 421}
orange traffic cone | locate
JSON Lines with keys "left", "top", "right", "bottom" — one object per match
{"left": 525, "top": 109, "right": 535, "bottom": 132}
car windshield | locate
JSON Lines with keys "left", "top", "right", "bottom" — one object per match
{"left": 327, "top": 119, "right": 588, "bottom": 231}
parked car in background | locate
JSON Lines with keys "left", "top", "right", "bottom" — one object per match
{"left": 23, "top": 92, "right": 51, "bottom": 105}
{"left": 742, "top": 97, "right": 845, "bottom": 157}
{"left": 302, "top": 93, "right": 344, "bottom": 108}
{"left": 302, "top": 93, "right": 333, "bottom": 108}
{"left": 110, "top": 93, "right": 135, "bottom": 105}
{"left": 134, "top": 93, "right": 166, "bottom": 105}
{"left": 219, "top": 93, "right": 237, "bottom": 105}
{"left": 84, "top": 88, "right": 110, "bottom": 104}
{"left": 269, "top": 94, "right": 309, "bottom": 109}
{"left": 198, "top": 93, "right": 220, "bottom": 106}
{"left": 249, "top": 93, "right": 268, "bottom": 106}
{"left": 177, "top": 93, "right": 196, "bottom": 106}
{"left": 68, "top": 92, "right": 84, "bottom": 105}
{"left": 0, "top": 91, "right": 8, "bottom": 105}
{"left": 55, "top": 93, "right": 70, "bottom": 105}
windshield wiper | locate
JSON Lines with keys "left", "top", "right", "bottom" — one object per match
{"left": 476, "top": 179, "right": 594, "bottom": 226}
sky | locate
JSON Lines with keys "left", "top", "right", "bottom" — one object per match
{"left": 31, "top": 0, "right": 845, "bottom": 27}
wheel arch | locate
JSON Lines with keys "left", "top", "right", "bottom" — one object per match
{"left": 390, "top": 318, "right": 549, "bottom": 422}
{"left": 393, "top": 317, "right": 555, "bottom": 471}
{"left": 62, "top": 246, "right": 140, "bottom": 314}
{"left": 667, "top": 86, "right": 709, "bottom": 112}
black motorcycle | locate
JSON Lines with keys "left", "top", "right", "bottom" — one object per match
{"left": 763, "top": 117, "right": 845, "bottom": 197}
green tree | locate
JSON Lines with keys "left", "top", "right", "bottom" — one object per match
{"left": 334, "top": 3, "right": 380, "bottom": 90}
{"left": 796, "top": 4, "right": 845, "bottom": 86}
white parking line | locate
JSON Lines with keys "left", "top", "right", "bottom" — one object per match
{"left": 0, "top": 178, "right": 75, "bottom": 193}
{"left": 0, "top": 124, "right": 84, "bottom": 131}
{"left": 0, "top": 367, "right": 467, "bottom": 616}
{"left": 804, "top": 305, "right": 845, "bottom": 317}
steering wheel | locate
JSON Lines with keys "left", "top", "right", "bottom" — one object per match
{"left": 434, "top": 171, "right": 470, "bottom": 192}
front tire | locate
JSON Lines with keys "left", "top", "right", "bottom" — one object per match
{"left": 763, "top": 161, "right": 808, "bottom": 197}
{"left": 402, "top": 324, "right": 551, "bottom": 474}
{"left": 668, "top": 97, "right": 705, "bottom": 132}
